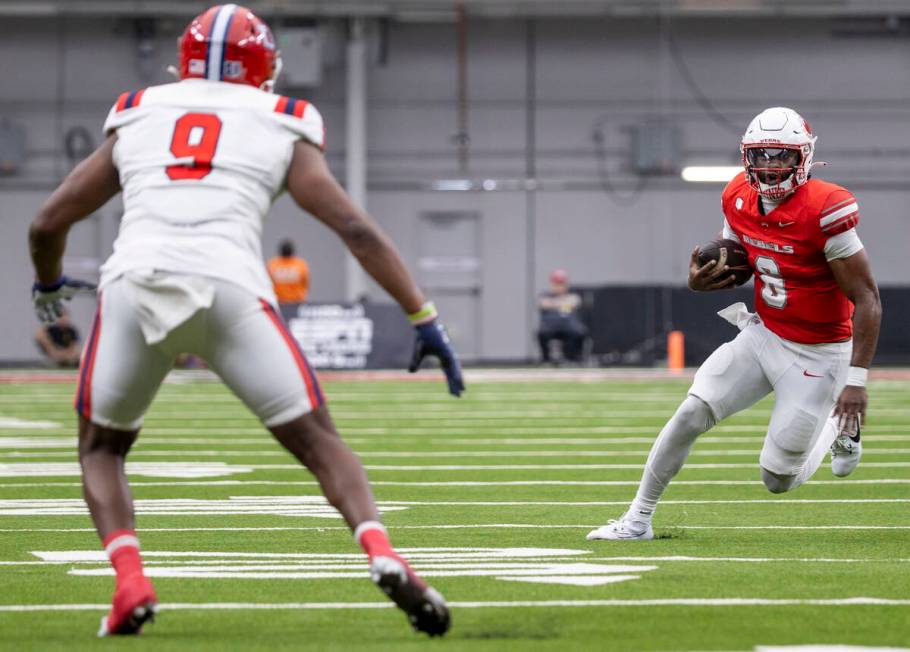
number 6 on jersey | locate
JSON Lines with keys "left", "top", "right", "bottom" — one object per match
{"left": 166, "top": 113, "right": 222, "bottom": 181}
{"left": 755, "top": 255, "right": 788, "bottom": 309}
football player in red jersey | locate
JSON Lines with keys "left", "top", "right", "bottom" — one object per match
{"left": 588, "top": 107, "right": 881, "bottom": 541}
{"left": 29, "top": 4, "right": 458, "bottom": 636}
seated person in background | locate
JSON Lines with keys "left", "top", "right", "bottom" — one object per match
{"left": 267, "top": 239, "right": 310, "bottom": 305}
{"left": 537, "top": 269, "right": 588, "bottom": 363}
{"left": 35, "top": 308, "right": 81, "bottom": 367}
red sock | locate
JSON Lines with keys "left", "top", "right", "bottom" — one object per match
{"left": 354, "top": 521, "right": 396, "bottom": 560}
{"left": 103, "top": 529, "right": 144, "bottom": 583}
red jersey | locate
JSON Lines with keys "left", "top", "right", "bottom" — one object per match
{"left": 721, "top": 174, "right": 859, "bottom": 344}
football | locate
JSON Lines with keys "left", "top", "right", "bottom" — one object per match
{"left": 696, "top": 238, "right": 753, "bottom": 286}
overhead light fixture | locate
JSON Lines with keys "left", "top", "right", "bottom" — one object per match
{"left": 680, "top": 166, "right": 742, "bottom": 183}
{"left": 431, "top": 179, "right": 473, "bottom": 191}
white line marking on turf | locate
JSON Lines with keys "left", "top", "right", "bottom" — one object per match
{"left": 0, "top": 417, "right": 61, "bottom": 429}
{"left": 3, "top": 524, "right": 910, "bottom": 533}
{"left": 3, "top": 478, "right": 910, "bottom": 489}
{"left": 2, "top": 496, "right": 908, "bottom": 517}
{"left": 0, "top": 438, "right": 77, "bottom": 448}
{"left": 0, "top": 496, "right": 405, "bottom": 518}
{"left": 0, "top": 597, "right": 908, "bottom": 612}
{"left": 3, "top": 451, "right": 910, "bottom": 466}
{"left": 0, "top": 462, "right": 253, "bottom": 478}
{"left": 34, "top": 548, "right": 656, "bottom": 586}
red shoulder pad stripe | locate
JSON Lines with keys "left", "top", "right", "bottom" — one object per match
{"left": 115, "top": 92, "right": 130, "bottom": 112}
{"left": 274, "top": 96, "right": 309, "bottom": 119}
{"left": 114, "top": 89, "right": 146, "bottom": 112}
{"left": 820, "top": 197, "right": 856, "bottom": 216}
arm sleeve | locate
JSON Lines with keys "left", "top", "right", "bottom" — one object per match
{"left": 824, "top": 228, "right": 864, "bottom": 261}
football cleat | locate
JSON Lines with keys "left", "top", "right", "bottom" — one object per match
{"left": 586, "top": 513, "right": 654, "bottom": 541}
{"left": 831, "top": 423, "right": 862, "bottom": 478}
{"left": 97, "top": 574, "right": 158, "bottom": 637}
{"left": 370, "top": 555, "right": 450, "bottom": 637}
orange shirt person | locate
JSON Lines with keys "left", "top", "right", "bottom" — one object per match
{"left": 267, "top": 239, "right": 309, "bottom": 304}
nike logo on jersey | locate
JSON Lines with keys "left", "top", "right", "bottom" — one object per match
{"left": 803, "top": 370, "right": 823, "bottom": 378}
{"left": 778, "top": 220, "right": 795, "bottom": 227}
{"left": 741, "top": 233, "right": 795, "bottom": 254}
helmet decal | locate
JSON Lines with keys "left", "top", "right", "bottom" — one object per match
{"left": 178, "top": 4, "right": 280, "bottom": 91}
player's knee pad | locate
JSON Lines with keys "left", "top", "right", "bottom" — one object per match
{"left": 675, "top": 395, "right": 717, "bottom": 437}
{"left": 761, "top": 467, "right": 798, "bottom": 494}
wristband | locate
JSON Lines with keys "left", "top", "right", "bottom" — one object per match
{"left": 846, "top": 366, "right": 868, "bottom": 388}
{"left": 33, "top": 277, "right": 65, "bottom": 293}
{"left": 407, "top": 301, "right": 438, "bottom": 325}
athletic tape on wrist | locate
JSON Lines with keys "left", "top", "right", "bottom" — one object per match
{"left": 407, "top": 301, "right": 437, "bottom": 325}
{"left": 846, "top": 366, "right": 868, "bottom": 387}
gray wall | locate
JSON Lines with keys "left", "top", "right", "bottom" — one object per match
{"left": 2, "top": 15, "right": 909, "bottom": 362}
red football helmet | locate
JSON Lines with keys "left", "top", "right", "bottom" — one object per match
{"left": 178, "top": 4, "right": 281, "bottom": 91}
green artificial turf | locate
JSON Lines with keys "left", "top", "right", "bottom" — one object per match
{"left": 0, "top": 374, "right": 907, "bottom": 651}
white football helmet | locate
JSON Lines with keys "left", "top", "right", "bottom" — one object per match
{"left": 741, "top": 107, "right": 817, "bottom": 199}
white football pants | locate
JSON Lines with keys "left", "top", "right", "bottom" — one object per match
{"left": 75, "top": 274, "right": 324, "bottom": 431}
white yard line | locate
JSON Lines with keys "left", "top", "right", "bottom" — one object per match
{"left": 0, "top": 524, "right": 909, "bottom": 533}
{"left": 3, "top": 477, "right": 910, "bottom": 489}
{"left": 0, "top": 597, "right": 908, "bottom": 613}
{"left": 3, "top": 452, "right": 910, "bottom": 463}
{"left": 2, "top": 555, "right": 907, "bottom": 566}
{"left": 4, "top": 426, "right": 908, "bottom": 438}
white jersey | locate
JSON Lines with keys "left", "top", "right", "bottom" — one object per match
{"left": 100, "top": 78, "right": 325, "bottom": 301}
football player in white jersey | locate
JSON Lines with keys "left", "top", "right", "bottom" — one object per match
{"left": 29, "top": 4, "right": 460, "bottom": 638}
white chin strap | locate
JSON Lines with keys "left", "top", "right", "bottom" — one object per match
{"left": 260, "top": 54, "right": 283, "bottom": 93}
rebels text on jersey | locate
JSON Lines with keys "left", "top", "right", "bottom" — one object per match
{"left": 721, "top": 173, "right": 860, "bottom": 344}
{"left": 100, "top": 79, "right": 325, "bottom": 302}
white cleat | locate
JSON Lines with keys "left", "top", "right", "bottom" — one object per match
{"left": 831, "top": 431, "right": 862, "bottom": 477}
{"left": 586, "top": 513, "right": 654, "bottom": 541}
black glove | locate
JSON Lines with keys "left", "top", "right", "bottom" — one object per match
{"left": 32, "top": 276, "right": 97, "bottom": 323}
{"left": 409, "top": 319, "right": 465, "bottom": 397}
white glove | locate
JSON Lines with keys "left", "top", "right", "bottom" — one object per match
{"left": 32, "top": 276, "right": 97, "bottom": 323}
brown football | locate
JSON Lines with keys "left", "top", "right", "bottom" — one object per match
{"left": 696, "top": 238, "right": 753, "bottom": 287}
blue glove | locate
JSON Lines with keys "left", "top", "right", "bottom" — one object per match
{"left": 409, "top": 319, "right": 465, "bottom": 397}
{"left": 32, "top": 276, "right": 97, "bottom": 323}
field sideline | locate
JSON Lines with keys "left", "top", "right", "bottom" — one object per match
{"left": 0, "top": 369, "right": 907, "bottom": 651}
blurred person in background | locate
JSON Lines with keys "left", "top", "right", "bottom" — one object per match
{"left": 537, "top": 268, "right": 588, "bottom": 363}
{"left": 34, "top": 308, "right": 81, "bottom": 367}
{"left": 267, "top": 238, "right": 309, "bottom": 306}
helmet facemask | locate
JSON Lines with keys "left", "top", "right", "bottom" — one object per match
{"left": 742, "top": 145, "right": 809, "bottom": 200}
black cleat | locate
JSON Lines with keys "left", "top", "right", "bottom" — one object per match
{"left": 370, "top": 556, "right": 450, "bottom": 637}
